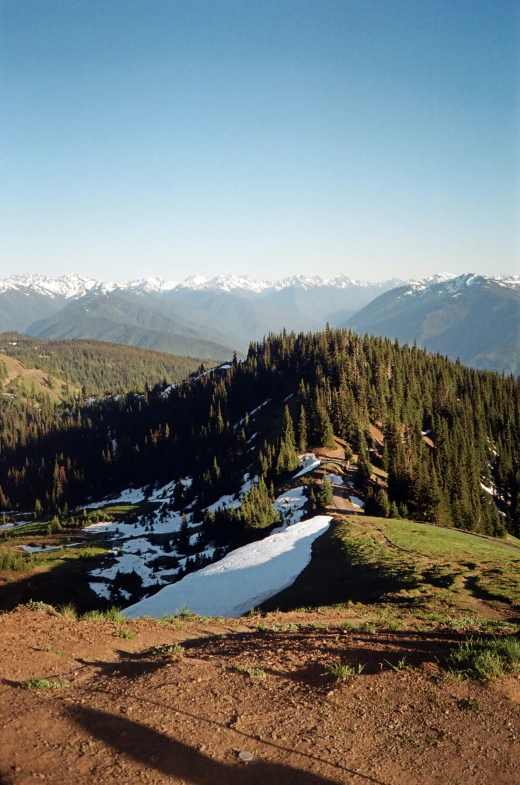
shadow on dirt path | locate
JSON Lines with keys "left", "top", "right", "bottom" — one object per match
{"left": 68, "top": 705, "right": 390, "bottom": 785}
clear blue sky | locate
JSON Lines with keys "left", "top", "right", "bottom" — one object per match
{"left": 1, "top": 0, "right": 518, "bottom": 281}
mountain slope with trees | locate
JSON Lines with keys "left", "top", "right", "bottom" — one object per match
{"left": 0, "top": 333, "right": 210, "bottom": 398}
{"left": 0, "top": 328, "right": 517, "bottom": 541}
{"left": 26, "top": 292, "right": 235, "bottom": 360}
{"left": 346, "top": 275, "right": 520, "bottom": 375}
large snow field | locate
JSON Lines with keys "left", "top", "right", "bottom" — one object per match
{"left": 124, "top": 515, "right": 331, "bottom": 619}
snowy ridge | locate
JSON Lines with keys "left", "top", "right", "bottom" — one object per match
{"left": 401, "top": 273, "right": 520, "bottom": 299}
{"left": 4, "top": 271, "right": 515, "bottom": 299}
{"left": 1, "top": 271, "right": 516, "bottom": 304}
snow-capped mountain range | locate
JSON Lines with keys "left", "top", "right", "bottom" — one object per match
{"left": 0, "top": 271, "right": 518, "bottom": 300}
{"left": 0, "top": 271, "right": 517, "bottom": 373}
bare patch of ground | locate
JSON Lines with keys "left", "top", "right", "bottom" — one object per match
{"left": 0, "top": 607, "right": 518, "bottom": 784}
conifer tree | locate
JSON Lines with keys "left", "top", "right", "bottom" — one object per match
{"left": 319, "top": 474, "right": 333, "bottom": 507}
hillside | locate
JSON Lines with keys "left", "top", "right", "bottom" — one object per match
{"left": 27, "top": 292, "right": 235, "bottom": 361}
{"left": 346, "top": 275, "right": 520, "bottom": 375}
{"left": 0, "top": 352, "right": 80, "bottom": 403}
{"left": 0, "top": 333, "right": 211, "bottom": 397}
{"left": 0, "top": 325, "right": 518, "bottom": 783}
{"left": 4, "top": 271, "right": 518, "bottom": 370}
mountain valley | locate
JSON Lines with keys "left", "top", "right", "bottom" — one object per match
{"left": 2, "top": 271, "right": 517, "bottom": 371}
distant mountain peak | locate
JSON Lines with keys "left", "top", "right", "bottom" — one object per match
{"left": 1, "top": 271, "right": 515, "bottom": 301}
{"left": 401, "top": 272, "right": 520, "bottom": 299}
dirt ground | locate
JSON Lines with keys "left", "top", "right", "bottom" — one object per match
{"left": 0, "top": 607, "right": 518, "bottom": 785}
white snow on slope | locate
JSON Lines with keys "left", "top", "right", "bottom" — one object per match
{"left": 124, "top": 515, "right": 331, "bottom": 619}
{"left": 273, "top": 486, "right": 307, "bottom": 526}
{"left": 293, "top": 453, "right": 321, "bottom": 478}
{"left": 349, "top": 496, "right": 365, "bottom": 508}
{"left": 205, "top": 474, "right": 259, "bottom": 513}
{"left": 326, "top": 474, "right": 344, "bottom": 485}
{"left": 82, "top": 479, "right": 183, "bottom": 510}
{"left": 2, "top": 271, "right": 517, "bottom": 299}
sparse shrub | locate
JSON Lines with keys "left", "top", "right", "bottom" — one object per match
{"left": 26, "top": 601, "right": 58, "bottom": 616}
{"left": 458, "top": 697, "right": 482, "bottom": 711}
{"left": 103, "top": 606, "right": 124, "bottom": 623}
{"left": 234, "top": 664, "right": 265, "bottom": 677}
{"left": 361, "top": 621, "right": 377, "bottom": 633}
{"left": 39, "top": 645, "right": 65, "bottom": 655}
{"left": 81, "top": 606, "right": 124, "bottom": 622}
{"left": 449, "top": 616, "right": 480, "bottom": 631}
{"left": 0, "top": 550, "right": 32, "bottom": 571}
{"left": 384, "top": 656, "right": 410, "bottom": 672}
{"left": 155, "top": 643, "right": 184, "bottom": 655}
{"left": 117, "top": 627, "right": 136, "bottom": 639}
{"left": 246, "top": 667, "right": 265, "bottom": 677}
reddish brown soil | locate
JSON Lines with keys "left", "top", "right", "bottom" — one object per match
{"left": 0, "top": 607, "right": 518, "bottom": 784}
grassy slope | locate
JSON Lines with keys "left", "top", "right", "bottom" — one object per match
{"left": 261, "top": 515, "right": 520, "bottom": 620}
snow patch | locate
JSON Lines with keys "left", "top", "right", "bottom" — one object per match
{"left": 293, "top": 453, "right": 321, "bottom": 478}
{"left": 124, "top": 516, "right": 331, "bottom": 619}
{"left": 273, "top": 486, "right": 308, "bottom": 527}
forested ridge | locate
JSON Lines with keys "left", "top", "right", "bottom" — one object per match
{"left": 0, "top": 328, "right": 518, "bottom": 538}
{"left": 0, "top": 333, "right": 208, "bottom": 397}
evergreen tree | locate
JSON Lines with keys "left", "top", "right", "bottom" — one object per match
{"left": 319, "top": 474, "right": 333, "bottom": 507}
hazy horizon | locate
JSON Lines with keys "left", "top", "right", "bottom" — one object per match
{"left": 1, "top": 1, "right": 518, "bottom": 282}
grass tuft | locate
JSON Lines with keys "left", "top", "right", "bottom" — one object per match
{"left": 58, "top": 602, "right": 78, "bottom": 620}
{"left": 446, "top": 635, "right": 520, "bottom": 680}
{"left": 329, "top": 661, "right": 365, "bottom": 680}
{"left": 82, "top": 606, "right": 124, "bottom": 623}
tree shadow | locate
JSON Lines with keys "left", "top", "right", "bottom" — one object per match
{"left": 464, "top": 574, "right": 516, "bottom": 608}
{"left": 70, "top": 626, "right": 464, "bottom": 695}
{"left": 68, "top": 705, "right": 389, "bottom": 784}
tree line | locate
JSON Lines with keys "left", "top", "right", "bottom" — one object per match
{"left": 0, "top": 328, "right": 517, "bottom": 538}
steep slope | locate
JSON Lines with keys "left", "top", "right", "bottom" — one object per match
{"left": 346, "top": 275, "right": 520, "bottom": 374}
{"left": 154, "top": 290, "right": 292, "bottom": 348}
{"left": 0, "top": 351, "right": 80, "bottom": 402}
{"left": 261, "top": 282, "right": 393, "bottom": 329}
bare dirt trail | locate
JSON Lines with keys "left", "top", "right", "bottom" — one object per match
{"left": 0, "top": 607, "right": 518, "bottom": 785}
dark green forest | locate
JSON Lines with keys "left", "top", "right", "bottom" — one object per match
{"left": 0, "top": 328, "right": 518, "bottom": 539}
